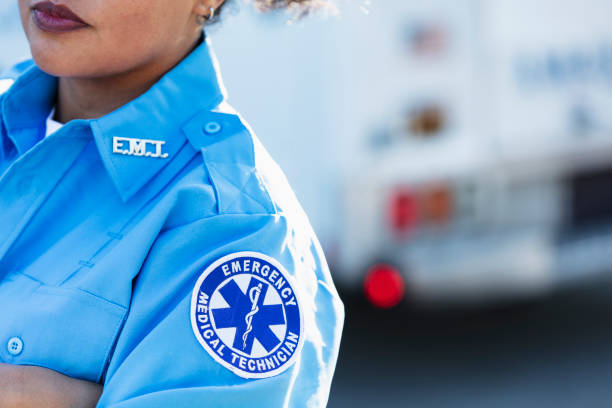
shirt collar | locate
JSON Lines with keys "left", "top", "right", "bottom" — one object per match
{"left": 1, "top": 67, "right": 56, "bottom": 155}
{"left": 1, "top": 34, "right": 227, "bottom": 202}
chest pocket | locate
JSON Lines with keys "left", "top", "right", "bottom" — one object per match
{"left": 0, "top": 272, "right": 127, "bottom": 382}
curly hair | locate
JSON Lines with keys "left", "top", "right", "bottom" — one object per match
{"left": 212, "top": 0, "right": 334, "bottom": 23}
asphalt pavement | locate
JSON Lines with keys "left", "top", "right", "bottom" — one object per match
{"left": 328, "top": 280, "right": 612, "bottom": 408}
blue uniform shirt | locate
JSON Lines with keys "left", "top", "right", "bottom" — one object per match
{"left": 0, "top": 37, "right": 344, "bottom": 407}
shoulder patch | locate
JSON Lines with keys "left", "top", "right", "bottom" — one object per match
{"left": 190, "top": 251, "right": 304, "bottom": 379}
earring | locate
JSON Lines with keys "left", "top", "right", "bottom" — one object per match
{"left": 196, "top": 6, "right": 215, "bottom": 24}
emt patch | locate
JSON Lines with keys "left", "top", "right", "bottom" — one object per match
{"left": 190, "top": 252, "right": 304, "bottom": 379}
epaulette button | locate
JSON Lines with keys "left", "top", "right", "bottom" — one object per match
{"left": 203, "top": 121, "right": 222, "bottom": 135}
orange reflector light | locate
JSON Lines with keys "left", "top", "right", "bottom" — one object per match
{"left": 422, "top": 185, "right": 453, "bottom": 224}
{"left": 364, "top": 264, "right": 405, "bottom": 309}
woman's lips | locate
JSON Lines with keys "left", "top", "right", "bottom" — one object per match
{"left": 31, "top": 1, "right": 88, "bottom": 33}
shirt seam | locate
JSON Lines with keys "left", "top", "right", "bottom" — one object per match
{"left": 159, "top": 210, "right": 287, "bottom": 235}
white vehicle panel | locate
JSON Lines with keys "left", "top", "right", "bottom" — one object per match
{"left": 483, "top": 0, "right": 612, "bottom": 160}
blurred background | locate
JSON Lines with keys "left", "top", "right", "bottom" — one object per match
{"left": 4, "top": 0, "right": 612, "bottom": 406}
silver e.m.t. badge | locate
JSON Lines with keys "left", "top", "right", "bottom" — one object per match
{"left": 112, "top": 136, "right": 169, "bottom": 159}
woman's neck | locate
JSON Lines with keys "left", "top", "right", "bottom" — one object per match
{"left": 54, "top": 33, "right": 203, "bottom": 124}
{"left": 55, "top": 70, "right": 156, "bottom": 123}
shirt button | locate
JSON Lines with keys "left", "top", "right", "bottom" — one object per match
{"left": 203, "top": 121, "right": 222, "bottom": 135}
{"left": 7, "top": 337, "right": 23, "bottom": 356}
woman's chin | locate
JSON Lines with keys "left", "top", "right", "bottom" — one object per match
{"left": 25, "top": 29, "right": 97, "bottom": 77}
{"left": 30, "top": 53, "right": 78, "bottom": 77}
{"left": 29, "top": 45, "right": 98, "bottom": 78}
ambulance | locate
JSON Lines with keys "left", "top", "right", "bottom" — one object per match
{"left": 333, "top": 0, "right": 612, "bottom": 306}
{"left": 3, "top": 0, "right": 612, "bottom": 307}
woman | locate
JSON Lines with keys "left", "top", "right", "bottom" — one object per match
{"left": 0, "top": 0, "right": 344, "bottom": 407}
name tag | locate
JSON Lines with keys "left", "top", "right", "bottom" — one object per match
{"left": 112, "top": 136, "right": 169, "bottom": 159}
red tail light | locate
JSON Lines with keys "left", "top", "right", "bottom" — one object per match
{"left": 389, "top": 189, "right": 418, "bottom": 233}
{"left": 364, "top": 264, "right": 405, "bottom": 308}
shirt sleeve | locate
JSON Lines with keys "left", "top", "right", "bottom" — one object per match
{"left": 96, "top": 212, "right": 344, "bottom": 408}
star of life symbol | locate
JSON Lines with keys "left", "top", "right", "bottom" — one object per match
{"left": 112, "top": 136, "right": 169, "bottom": 158}
{"left": 190, "top": 252, "right": 303, "bottom": 379}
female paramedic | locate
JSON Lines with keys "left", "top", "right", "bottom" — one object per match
{"left": 0, "top": 0, "right": 344, "bottom": 406}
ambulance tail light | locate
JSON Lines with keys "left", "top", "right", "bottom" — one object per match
{"left": 364, "top": 264, "right": 405, "bottom": 309}
{"left": 422, "top": 185, "right": 453, "bottom": 225}
{"left": 388, "top": 184, "right": 454, "bottom": 233}
{"left": 388, "top": 189, "right": 418, "bottom": 233}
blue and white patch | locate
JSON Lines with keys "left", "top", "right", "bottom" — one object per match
{"left": 190, "top": 251, "right": 304, "bottom": 379}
